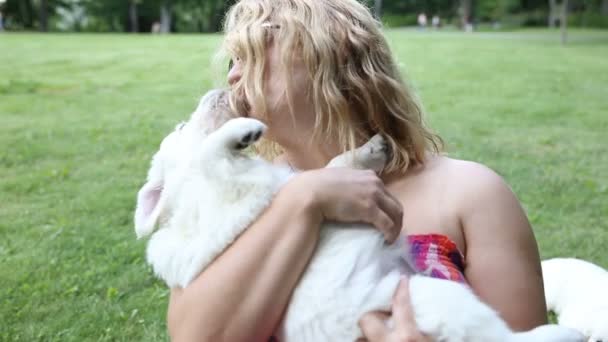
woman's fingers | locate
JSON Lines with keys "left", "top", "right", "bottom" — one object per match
{"left": 370, "top": 209, "right": 401, "bottom": 243}
{"left": 375, "top": 188, "right": 403, "bottom": 242}
{"left": 360, "top": 173, "right": 402, "bottom": 242}
{"left": 393, "top": 276, "right": 425, "bottom": 336}
{"left": 359, "top": 277, "right": 431, "bottom": 342}
{"left": 299, "top": 168, "right": 403, "bottom": 241}
{"left": 359, "top": 311, "right": 391, "bottom": 341}
{"left": 393, "top": 275, "right": 433, "bottom": 342}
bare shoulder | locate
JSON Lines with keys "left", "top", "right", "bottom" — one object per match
{"left": 425, "top": 156, "right": 530, "bottom": 240}
{"left": 439, "top": 157, "right": 508, "bottom": 189}
{"left": 389, "top": 155, "right": 519, "bottom": 221}
{"left": 435, "top": 156, "right": 536, "bottom": 252}
{"left": 437, "top": 157, "right": 518, "bottom": 212}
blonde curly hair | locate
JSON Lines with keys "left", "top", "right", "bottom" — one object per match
{"left": 222, "top": 0, "right": 443, "bottom": 172}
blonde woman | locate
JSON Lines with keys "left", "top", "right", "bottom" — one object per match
{"left": 167, "top": 0, "right": 548, "bottom": 340}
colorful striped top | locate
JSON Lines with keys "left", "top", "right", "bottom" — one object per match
{"left": 407, "top": 233, "right": 467, "bottom": 284}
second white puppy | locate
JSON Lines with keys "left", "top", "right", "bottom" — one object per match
{"left": 135, "top": 89, "right": 584, "bottom": 342}
{"left": 542, "top": 257, "right": 608, "bottom": 342}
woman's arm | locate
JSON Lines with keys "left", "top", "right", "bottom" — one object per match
{"left": 168, "top": 168, "right": 403, "bottom": 342}
{"left": 455, "top": 162, "right": 548, "bottom": 331}
{"left": 168, "top": 179, "right": 321, "bottom": 341}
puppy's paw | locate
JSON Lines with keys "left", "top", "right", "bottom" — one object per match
{"left": 220, "top": 118, "right": 266, "bottom": 150}
{"left": 355, "top": 134, "right": 388, "bottom": 172}
{"left": 235, "top": 125, "right": 264, "bottom": 150}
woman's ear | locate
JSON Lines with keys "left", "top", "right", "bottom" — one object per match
{"left": 134, "top": 179, "right": 166, "bottom": 239}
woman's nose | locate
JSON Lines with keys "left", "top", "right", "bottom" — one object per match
{"left": 227, "top": 61, "right": 242, "bottom": 86}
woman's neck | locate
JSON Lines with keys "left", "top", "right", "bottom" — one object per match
{"left": 281, "top": 138, "right": 343, "bottom": 171}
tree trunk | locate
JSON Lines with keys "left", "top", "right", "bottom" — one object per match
{"left": 374, "top": 0, "right": 383, "bottom": 19}
{"left": 129, "top": 0, "right": 139, "bottom": 33}
{"left": 602, "top": 0, "right": 608, "bottom": 15}
{"left": 160, "top": 1, "right": 172, "bottom": 34}
{"left": 39, "top": 0, "right": 48, "bottom": 32}
{"left": 206, "top": 1, "right": 219, "bottom": 32}
{"left": 548, "top": 0, "right": 557, "bottom": 28}
{"left": 20, "top": 0, "right": 35, "bottom": 29}
{"left": 460, "top": 0, "right": 472, "bottom": 29}
{"left": 561, "top": 0, "right": 568, "bottom": 44}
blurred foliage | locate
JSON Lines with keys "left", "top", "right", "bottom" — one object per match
{"left": 382, "top": 13, "right": 419, "bottom": 27}
{"left": 0, "top": 0, "right": 235, "bottom": 32}
{"left": 0, "top": 0, "right": 606, "bottom": 32}
{"left": 569, "top": 10, "right": 608, "bottom": 27}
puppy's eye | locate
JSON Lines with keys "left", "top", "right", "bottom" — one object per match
{"left": 228, "top": 59, "right": 234, "bottom": 72}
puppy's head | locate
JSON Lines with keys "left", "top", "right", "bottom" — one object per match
{"left": 190, "top": 88, "right": 236, "bottom": 134}
{"left": 134, "top": 89, "right": 237, "bottom": 239}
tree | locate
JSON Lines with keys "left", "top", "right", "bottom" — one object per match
{"left": 548, "top": 0, "right": 559, "bottom": 27}
{"left": 460, "top": 0, "right": 473, "bottom": 28}
{"left": 19, "top": 0, "right": 35, "bottom": 29}
{"left": 548, "top": 0, "right": 569, "bottom": 41}
{"left": 38, "top": 0, "right": 48, "bottom": 31}
{"left": 374, "top": 0, "right": 383, "bottom": 18}
{"left": 55, "top": 1, "right": 88, "bottom": 32}
{"left": 476, "top": 0, "right": 518, "bottom": 23}
{"left": 129, "top": 0, "right": 139, "bottom": 32}
{"left": 172, "top": 0, "right": 235, "bottom": 33}
{"left": 159, "top": 0, "right": 171, "bottom": 33}
{"left": 561, "top": 0, "right": 568, "bottom": 44}
{"left": 1, "top": 0, "right": 66, "bottom": 31}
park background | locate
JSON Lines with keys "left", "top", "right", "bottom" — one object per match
{"left": 0, "top": 0, "right": 607, "bottom": 341}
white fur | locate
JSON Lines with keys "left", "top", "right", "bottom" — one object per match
{"left": 542, "top": 258, "right": 608, "bottom": 342}
{"left": 135, "top": 89, "right": 585, "bottom": 342}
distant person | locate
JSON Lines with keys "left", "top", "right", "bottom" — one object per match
{"left": 465, "top": 21, "right": 474, "bottom": 33}
{"left": 417, "top": 12, "right": 427, "bottom": 30}
{"left": 0, "top": 11, "right": 4, "bottom": 32}
{"left": 151, "top": 21, "right": 161, "bottom": 34}
{"left": 432, "top": 14, "right": 440, "bottom": 29}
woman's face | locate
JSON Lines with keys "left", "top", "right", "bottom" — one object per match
{"left": 227, "top": 41, "right": 314, "bottom": 146}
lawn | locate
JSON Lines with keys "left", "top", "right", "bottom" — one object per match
{"left": 1, "top": 29, "right": 607, "bottom": 341}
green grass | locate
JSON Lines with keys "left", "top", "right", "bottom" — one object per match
{"left": 1, "top": 29, "right": 607, "bottom": 341}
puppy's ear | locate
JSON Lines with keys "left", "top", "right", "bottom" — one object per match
{"left": 134, "top": 179, "right": 166, "bottom": 239}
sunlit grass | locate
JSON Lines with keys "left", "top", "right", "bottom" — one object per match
{"left": 1, "top": 29, "right": 606, "bottom": 340}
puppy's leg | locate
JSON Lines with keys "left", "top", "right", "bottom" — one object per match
{"left": 202, "top": 118, "right": 266, "bottom": 155}
{"left": 327, "top": 134, "right": 387, "bottom": 172}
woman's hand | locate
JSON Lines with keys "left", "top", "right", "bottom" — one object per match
{"left": 358, "top": 276, "right": 433, "bottom": 342}
{"left": 293, "top": 168, "right": 403, "bottom": 243}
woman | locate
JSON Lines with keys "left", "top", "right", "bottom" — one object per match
{"left": 167, "top": 0, "right": 548, "bottom": 341}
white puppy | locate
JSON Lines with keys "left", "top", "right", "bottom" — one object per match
{"left": 135, "top": 89, "right": 584, "bottom": 342}
{"left": 542, "top": 258, "right": 608, "bottom": 342}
